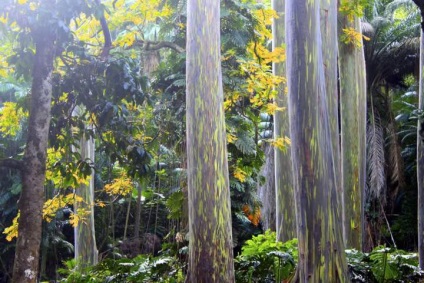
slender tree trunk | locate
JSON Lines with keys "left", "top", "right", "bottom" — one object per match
{"left": 417, "top": 28, "right": 424, "bottom": 270}
{"left": 257, "top": 143, "right": 276, "bottom": 231}
{"left": 338, "top": 11, "right": 367, "bottom": 250}
{"left": 285, "top": 0, "right": 348, "bottom": 281}
{"left": 185, "top": 0, "right": 235, "bottom": 281}
{"left": 272, "top": 0, "right": 296, "bottom": 242}
{"left": 12, "top": 35, "right": 55, "bottom": 283}
{"left": 414, "top": 1, "right": 424, "bottom": 269}
{"left": 134, "top": 179, "right": 145, "bottom": 240}
{"left": 74, "top": 124, "right": 98, "bottom": 268}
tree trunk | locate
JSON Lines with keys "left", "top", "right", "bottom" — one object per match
{"left": 257, "top": 143, "right": 276, "bottom": 231}
{"left": 185, "top": 0, "right": 235, "bottom": 281}
{"left": 285, "top": 0, "right": 348, "bottom": 281}
{"left": 417, "top": 28, "right": 424, "bottom": 270}
{"left": 338, "top": 11, "right": 367, "bottom": 250}
{"left": 74, "top": 124, "right": 98, "bottom": 268}
{"left": 134, "top": 179, "right": 145, "bottom": 240}
{"left": 12, "top": 35, "right": 55, "bottom": 283}
{"left": 272, "top": 0, "right": 296, "bottom": 242}
{"left": 321, "top": 0, "right": 341, "bottom": 192}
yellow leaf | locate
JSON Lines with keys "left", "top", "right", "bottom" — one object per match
{"left": 233, "top": 167, "right": 247, "bottom": 182}
{"left": 3, "top": 212, "right": 19, "bottom": 241}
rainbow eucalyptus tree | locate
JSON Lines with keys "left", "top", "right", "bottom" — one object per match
{"left": 285, "top": 0, "right": 348, "bottom": 280}
{"left": 272, "top": 0, "right": 296, "bottom": 242}
{"left": 338, "top": 3, "right": 367, "bottom": 250}
{"left": 185, "top": 0, "right": 235, "bottom": 281}
{"left": 413, "top": 0, "right": 424, "bottom": 270}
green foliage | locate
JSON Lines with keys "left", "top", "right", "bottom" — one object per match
{"left": 234, "top": 230, "right": 297, "bottom": 283}
{"left": 59, "top": 255, "right": 185, "bottom": 283}
{"left": 165, "top": 190, "right": 184, "bottom": 220}
{"left": 347, "top": 246, "right": 424, "bottom": 282}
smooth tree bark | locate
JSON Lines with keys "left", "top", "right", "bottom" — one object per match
{"left": 73, "top": 123, "right": 98, "bottom": 268}
{"left": 185, "top": 0, "right": 235, "bottom": 282}
{"left": 320, "top": 0, "right": 341, "bottom": 192}
{"left": 414, "top": 0, "right": 424, "bottom": 268}
{"left": 338, "top": 9, "right": 367, "bottom": 250}
{"left": 272, "top": 0, "right": 296, "bottom": 242}
{"left": 418, "top": 28, "right": 424, "bottom": 270}
{"left": 257, "top": 144, "right": 276, "bottom": 231}
{"left": 285, "top": 0, "right": 348, "bottom": 281}
{"left": 12, "top": 34, "right": 56, "bottom": 283}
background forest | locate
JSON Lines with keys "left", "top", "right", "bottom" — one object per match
{"left": 0, "top": 0, "right": 424, "bottom": 282}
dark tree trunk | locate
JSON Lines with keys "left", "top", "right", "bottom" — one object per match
{"left": 185, "top": 0, "right": 235, "bottom": 281}
{"left": 12, "top": 35, "right": 55, "bottom": 283}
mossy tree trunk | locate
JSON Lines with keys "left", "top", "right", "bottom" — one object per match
{"left": 185, "top": 0, "right": 235, "bottom": 282}
{"left": 338, "top": 10, "right": 367, "bottom": 250}
{"left": 12, "top": 35, "right": 55, "bottom": 283}
{"left": 285, "top": 0, "right": 348, "bottom": 281}
{"left": 272, "top": 0, "right": 296, "bottom": 242}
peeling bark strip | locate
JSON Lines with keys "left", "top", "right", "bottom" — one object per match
{"left": 338, "top": 9, "right": 367, "bottom": 250}
{"left": 12, "top": 35, "right": 56, "bottom": 283}
{"left": 186, "top": 0, "right": 235, "bottom": 282}
{"left": 272, "top": 0, "right": 296, "bottom": 242}
{"left": 285, "top": 0, "right": 348, "bottom": 281}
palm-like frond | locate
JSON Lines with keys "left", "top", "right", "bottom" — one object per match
{"left": 367, "top": 111, "right": 387, "bottom": 203}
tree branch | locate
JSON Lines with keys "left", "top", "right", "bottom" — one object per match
{"left": 95, "top": 0, "right": 113, "bottom": 58}
{"left": 132, "top": 40, "right": 185, "bottom": 53}
{"left": 0, "top": 158, "right": 23, "bottom": 171}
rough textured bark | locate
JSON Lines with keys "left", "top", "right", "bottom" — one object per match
{"left": 74, "top": 125, "right": 98, "bottom": 268}
{"left": 272, "top": 0, "right": 296, "bottom": 242}
{"left": 285, "top": 0, "right": 348, "bottom": 281}
{"left": 185, "top": 0, "right": 235, "bottom": 281}
{"left": 417, "top": 29, "right": 424, "bottom": 270}
{"left": 338, "top": 11, "right": 367, "bottom": 250}
{"left": 257, "top": 143, "right": 276, "bottom": 231}
{"left": 12, "top": 35, "right": 55, "bottom": 283}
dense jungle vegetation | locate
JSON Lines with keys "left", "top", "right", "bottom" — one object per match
{"left": 1, "top": 0, "right": 424, "bottom": 282}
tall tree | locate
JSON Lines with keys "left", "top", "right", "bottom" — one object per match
{"left": 285, "top": 0, "right": 348, "bottom": 281}
{"left": 12, "top": 22, "right": 56, "bottom": 283}
{"left": 185, "top": 0, "right": 235, "bottom": 282}
{"left": 272, "top": 0, "right": 296, "bottom": 242}
{"left": 321, "top": 0, "right": 341, "bottom": 193}
{"left": 73, "top": 119, "right": 98, "bottom": 269}
{"left": 413, "top": 0, "right": 424, "bottom": 269}
{"left": 338, "top": 2, "right": 368, "bottom": 250}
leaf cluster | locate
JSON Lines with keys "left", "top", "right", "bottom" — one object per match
{"left": 347, "top": 246, "right": 424, "bottom": 282}
{"left": 234, "top": 230, "right": 297, "bottom": 283}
